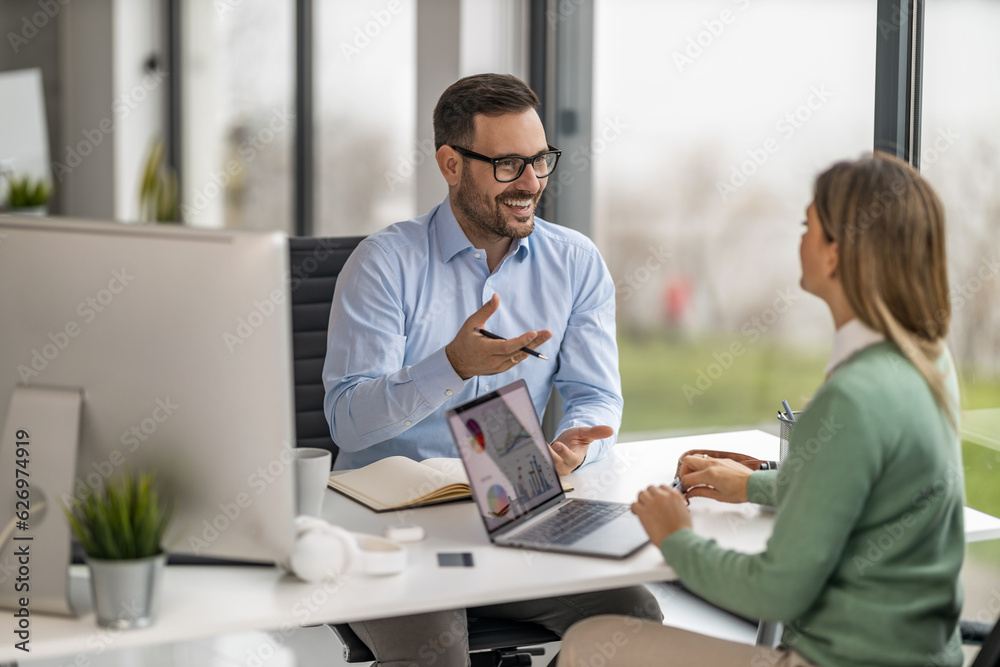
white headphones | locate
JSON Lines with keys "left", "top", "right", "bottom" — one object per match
{"left": 285, "top": 516, "right": 407, "bottom": 583}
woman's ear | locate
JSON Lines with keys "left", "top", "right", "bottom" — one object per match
{"left": 825, "top": 240, "right": 840, "bottom": 280}
{"left": 436, "top": 146, "right": 461, "bottom": 187}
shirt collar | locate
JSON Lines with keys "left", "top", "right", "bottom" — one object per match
{"left": 433, "top": 198, "right": 474, "bottom": 262}
{"left": 433, "top": 196, "right": 532, "bottom": 262}
{"left": 826, "top": 318, "right": 885, "bottom": 377}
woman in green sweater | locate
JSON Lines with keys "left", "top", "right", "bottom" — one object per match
{"left": 558, "top": 153, "right": 964, "bottom": 667}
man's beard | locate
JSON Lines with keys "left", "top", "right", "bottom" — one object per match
{"left": 453, "top": 177, "right": 539, "bottom": 241}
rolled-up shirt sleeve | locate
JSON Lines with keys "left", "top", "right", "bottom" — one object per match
{"left": 322, "top": 240, "right": 466, "bottom": 452}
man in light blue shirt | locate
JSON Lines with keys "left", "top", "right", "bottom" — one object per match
{"left": 323, "top": 73, "right": 660, "bottom": 667}
{"left": 323, "top": 184, "right": 621, "bottom": 473}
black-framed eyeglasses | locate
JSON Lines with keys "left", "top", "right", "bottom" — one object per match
{"left": 450, "top": 145, "right": 562, "bottom": 183}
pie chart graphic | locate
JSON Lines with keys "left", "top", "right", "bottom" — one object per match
{"left": 487, "top": 485, "right": 510, "bottom": 517}
{"left": 466, "top": 418, "right": 486, "bottom": 453}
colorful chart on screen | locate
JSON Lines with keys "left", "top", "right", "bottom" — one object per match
{"left": 487, "top": 484, "right": 510, "bottom": 517}
{"left": 465, "top": 418, "right": 486, "bottom": 453}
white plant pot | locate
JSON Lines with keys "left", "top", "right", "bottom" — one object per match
{"left": 85, "top": 553, "right": 166, "bottom": 630}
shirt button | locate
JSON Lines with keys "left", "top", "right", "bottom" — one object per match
{"left": 486, "top": 279, "right": 492, "bottom": 286}
{"left": 484, "top": 385, "right": 490, "bottom": 391}
{"left": 404, "top": 420, "right": 411, "bottom": 426}
{"left": 474, "top": 253, "right": 481, "bottom": 259}
{"left": 445, "top": 389, "right": 454, "bottom": 396}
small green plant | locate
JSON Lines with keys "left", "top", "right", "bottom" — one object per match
{"left": 62, "top": 470, "right": 172, "bottom": 560}
{"left": 139, "top": 138, "right": 179, "bottom": 223}
{"left": 7, "top": 174, "right": 51, "bottom": 208}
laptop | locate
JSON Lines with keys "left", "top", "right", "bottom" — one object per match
{"left": 446, "top": 380, "right": 650, "bottom": 559}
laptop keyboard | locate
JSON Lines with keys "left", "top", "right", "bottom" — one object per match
{"left": 514, "top": 500, "right": 630, "bottom": 546}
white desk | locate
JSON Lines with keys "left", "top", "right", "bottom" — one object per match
{"left": 4, "top": 430, "right": 999, "bottom": 662}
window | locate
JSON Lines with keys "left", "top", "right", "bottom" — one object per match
{"left": 313, "top": 0, "right": 418, "bottom": 237}
{"left": 922, "top": 0, "right": 1000, "bottom": 601}
{"left": 180, "top": 0, "right": 294, "bottom": 232}
{"left": 593, "top": 0, "right": 876, "bottom": 436}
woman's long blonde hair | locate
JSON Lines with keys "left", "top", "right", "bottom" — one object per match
{"left": 813, "top": 152, "right": 955, "bottom": 421}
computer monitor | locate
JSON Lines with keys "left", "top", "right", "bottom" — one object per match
{"left": 0, "top": 216, "right": 296, "bottom": 585}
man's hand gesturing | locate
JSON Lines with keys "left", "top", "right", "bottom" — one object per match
{"left": 549, "top": 425, "right": 613, "bottom": 476}
{"left": 445, "top": 294, "right": 552, "bottom": 380}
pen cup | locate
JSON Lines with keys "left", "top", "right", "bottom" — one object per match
{"left": 776, "top": 411, "right": 801, "bottom": 464}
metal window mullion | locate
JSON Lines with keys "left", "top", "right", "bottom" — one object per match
{"left": 166, "top": 0, "right": 183, "bottom": 205}
{"left": 908, "top": 0, "right": 923, "bottom": 169}
{"left": 874, "top": 0, "right": 924, "bottom": 168}
{"left": 294, "top": 0, "right": 314, "bottom": 236}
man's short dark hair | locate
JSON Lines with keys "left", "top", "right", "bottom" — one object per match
{"left": 433, "top": 74, "right": 540, "bottom": 151}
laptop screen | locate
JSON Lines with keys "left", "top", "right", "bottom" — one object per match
{"left": 447, "top": 380, "right": 564, "bottom": 533}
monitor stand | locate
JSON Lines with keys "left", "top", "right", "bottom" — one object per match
{"left": 0, "top": 385, "right": 81, "bottom": 616}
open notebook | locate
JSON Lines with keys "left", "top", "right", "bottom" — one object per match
{"left": 328, "top": 456, "right": 572, "bottom": 513}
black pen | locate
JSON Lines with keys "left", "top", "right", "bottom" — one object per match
{"left": 473, "top": 327, "right": 549, "bottom": 360}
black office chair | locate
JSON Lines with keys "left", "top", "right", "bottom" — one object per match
{"left": 963, "top": 617, "right": 1000, "bottom": 667}
{"left": 288, "top": 236, "right": 560, "bottom": 667}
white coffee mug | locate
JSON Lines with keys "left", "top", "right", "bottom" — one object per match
{"left": 293, "top": 448, "right": 332, "bottom": 517}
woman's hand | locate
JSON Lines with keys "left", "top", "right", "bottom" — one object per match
{"left": 678, "top": 455, "right": 752, "bottom": 504}
{"left": 631, "top": 485, "right": 691, "bottom": 546}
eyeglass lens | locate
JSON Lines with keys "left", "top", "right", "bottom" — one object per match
{"left": 495, "top": 153, "right": 558, "bottom": 182}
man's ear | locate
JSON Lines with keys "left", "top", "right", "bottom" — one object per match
{"left": 436, "top": 145, "right": 461, "bottom": 187}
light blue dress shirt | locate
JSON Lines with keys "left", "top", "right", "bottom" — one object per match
{"left": 322, "top": 198, "right": 622, "bottom": 471}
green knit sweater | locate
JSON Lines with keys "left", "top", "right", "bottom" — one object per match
{"left": 661, "top": 342, "right": 965, "bottom": 667}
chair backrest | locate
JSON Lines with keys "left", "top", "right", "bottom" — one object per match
{"left": 973, "top": 616, "right": 1000, "bottom": 667}
{"left": 288, "top": 236, "right": 366, "bottom": 465}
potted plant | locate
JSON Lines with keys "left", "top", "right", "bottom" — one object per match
{"left": 138, "top": 138, "right": 180, "bottom": 223}
{"left": 5, "top": 173, "right": 51, "bottom": 216}
{"left": 62, "top": 470, "right": 172, "bottom": 629}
